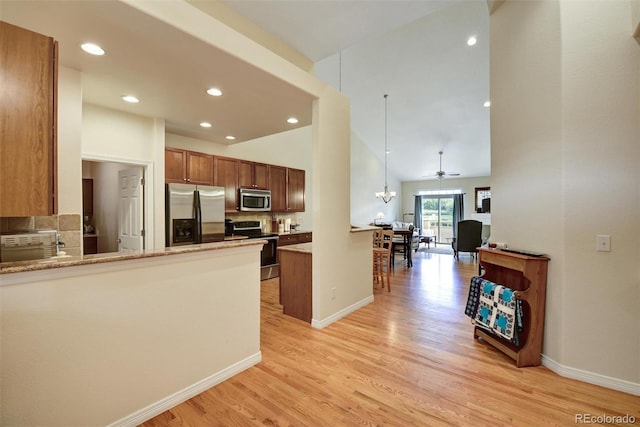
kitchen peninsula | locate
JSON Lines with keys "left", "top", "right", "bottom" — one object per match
{"left": 278, "top": 242, "right": 312, "bottom": 322}
{"left": 0, "top": 239, "right": 265, "bottom": 426}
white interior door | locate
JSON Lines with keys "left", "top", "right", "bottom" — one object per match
{"left": 118, "top": 168, "right": 144, "bottom": 252}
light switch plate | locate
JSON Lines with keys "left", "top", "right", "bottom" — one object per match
{"left": 596, "top": 235, "right": 611, "bottom": 252}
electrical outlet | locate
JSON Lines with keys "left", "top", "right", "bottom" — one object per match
{"left": 331, "top": 287, "right": 336, "bottom": 300}
{"left": 596, "top": 235, "right": 611, "bottom": 252}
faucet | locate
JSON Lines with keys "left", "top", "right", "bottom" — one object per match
{"left": 55, "top": 233, "right": 65, "bottom": 255}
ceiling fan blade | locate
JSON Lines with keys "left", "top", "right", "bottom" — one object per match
{"left": 434, "top": 151, "right": 460, "bottom": 178}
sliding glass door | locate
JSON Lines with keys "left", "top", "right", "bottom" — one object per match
{"left": 422, "top": 196, "right": 454, "bottom": 244}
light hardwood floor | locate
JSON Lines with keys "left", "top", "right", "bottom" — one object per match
{"left": 142, "top": 250, "right": 640, "bottom": 426}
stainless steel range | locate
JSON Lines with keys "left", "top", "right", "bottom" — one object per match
{"left": 232, "top": 220, "right": 279, "bottom": 280}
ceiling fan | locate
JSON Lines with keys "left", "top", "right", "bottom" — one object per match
{"left": 434, "top": 150, "right": 460, "bottom": 179}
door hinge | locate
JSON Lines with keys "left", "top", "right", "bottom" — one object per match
{"left": 141, "top": 229, "right": 145, "bottom": 237}
{"left": 140, "top": 177, "right": 145, "bottom": 186}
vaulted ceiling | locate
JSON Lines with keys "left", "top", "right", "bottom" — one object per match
{"left": 219, "top": 0, "right": 491, "bottom": 182}
{"left": 2, "top": 0, "right": 490, "bottom": 182}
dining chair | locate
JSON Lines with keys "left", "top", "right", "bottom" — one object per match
{"left": 373, "top": 229, "right": 393, "bottom": 291}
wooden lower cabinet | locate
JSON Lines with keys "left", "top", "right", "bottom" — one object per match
{"left": 83, "top": 234, "right": 98, "bottom": 255}
{"left": 278, "top": 232, "right": 312, "bottom": 247}
{"left": 279, "top": 247, "right": 312, "bottom": 323}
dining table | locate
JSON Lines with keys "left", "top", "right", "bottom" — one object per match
{"left": 392, "top": 229, "right": 414, "bottom": 268}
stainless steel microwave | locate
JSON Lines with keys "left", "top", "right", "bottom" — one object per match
{"left": 239, "top": 188, "right": 271, "bottom": 212}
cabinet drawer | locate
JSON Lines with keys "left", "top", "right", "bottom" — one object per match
{"left": 278, "top": 234, "right": 299, "bottom": 246}
{"left": 297, "top": 233, "right": 312, "bottom": 243}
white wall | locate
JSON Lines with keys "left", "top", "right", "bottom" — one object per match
{"left": 350, "top": 130, "right": 402, "bottom": 225}
{"left": 559, "top": 0, "right": 640, "bottom": 387}
{"left": 402, "top": 176, "right": 491, "bottom": 223}
{"left": 127, "top": 0, "right": 371, "bottom": 329}
{"left": 1, "top": 246, "right": 262, "bottom": 426}
{"left": 166, "top": 127, "right": 314, "bottom": 229}
{"left": 491, "top": 0, "right": 640, "bottom": 391}
{"left": 82, "top": 104, "right": 165, "bottom": 249}
{"left": 57, "top": 67, "right": 83, "bottom": 215}
{"left": 311, "top": 87, "right": 374, "bottom": 326}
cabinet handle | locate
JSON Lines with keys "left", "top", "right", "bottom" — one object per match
{"left": 186, "top": 178, "right": 191, "bottom": 182}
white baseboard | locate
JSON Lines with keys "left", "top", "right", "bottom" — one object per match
{"left": 311, "top": 295, "right": 374, "bottom": 329}
{"left": 542, "top": 354, "right": 640, "bottom": 396}
{"left": 107, "top": 351, "right": 262, "bottom": 427}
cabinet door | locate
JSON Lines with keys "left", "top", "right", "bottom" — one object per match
{"left": 82, "top": 178, "right": 94, "bottom": 216}
{"left": 270, "top": 165, "right": 287, "bottom": 212}
{"left": 254, "top": 163, "right": 269, "bottom": 189}
{"left": 214, "top": 157, "right": 239, "bottom": 211}
{"left": 165, "top": 148, "right": 187, "bottom": 183}
{"left": 186, "top": 151, "right": 213, "bottom": 185}
{"left": 0, "top": 22, "right": 56, "bottom": 216}
{"left": 238, "top": 160, "right": 254, "bottom": 188}
{"left": 287, "top": 168, "right": 305, "bottom": 212}
{"left": 298, "top": 232, "right": 312, "bottom": 244}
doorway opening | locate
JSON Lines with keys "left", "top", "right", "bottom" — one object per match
{"left": 422, "top": 196, "right": 454, "bottom": 244}
{"left": 82, "top": 160, "right": 146, "bottom": 254}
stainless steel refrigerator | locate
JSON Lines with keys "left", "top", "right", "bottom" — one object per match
{"left": 165, "top": 183, "right": 225, "bottom": 247}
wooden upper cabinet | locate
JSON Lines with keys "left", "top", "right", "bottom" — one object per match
{"left": 270, "top": 166, "right": 305, "bottom": 212}
{"left": 164, "top": 148, "right": 213, "bottom": 185}
{"left": 0, "top": 21, "right": 57, "bottom": 216}
{"left": 238, "top": 160, "right": 254, "bottom": 188}
{"left": 165, "top": 148, "right": 187, "bottom": 183}
{"left": 287, "top": 168, "right": 305, "bottom": 212}
{"left": 213, "top": 157, "right": 239, "bottom": 211}
{"left": 254, "top": 163, "right": 269, "bottom": 189}
{"left": 186, "top": 151, "right": 213, "bottom": 185}
{"left": 164, "top": 148, "right": 305, "bottom": 213}
{"left": 269, "top": 165, "right": 287, "bottom": 212}
{"left": 239, "top": 160, "right": 269, "bottom": 189}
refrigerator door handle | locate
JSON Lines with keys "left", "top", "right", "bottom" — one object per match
{"left": 194, "top": 190, "right": 202, "bottom": 244}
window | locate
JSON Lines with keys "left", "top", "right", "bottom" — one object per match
{"left": 421, "top": 195, "right": 454, "bottom": 243}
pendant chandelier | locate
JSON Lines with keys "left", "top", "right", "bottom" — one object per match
{"left": 376, "top": 94, "right": 396, "bottom": 203}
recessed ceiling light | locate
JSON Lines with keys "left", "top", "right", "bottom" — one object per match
{"left": 200, "top": 122, "right": 212, "bottom": 128}
{"left": 287, "top": 117, "right": 299, "bottom": 124}
{"left": 225, "top": 135, "right": 236, "bottom": 140}
{"left": 467, "top": 36, "right": 477, "bottom": 46}
{"left": 121, "top": 95, "right": 139, "bottom": 103}
{"left": 484, "top": 101, "right": 491, "bottom": 107}
{"left": 207, "top": 87, "right": 222, "bottom": 97}
{"left": 81, "top": 42, "right": 105, "bottom": 56}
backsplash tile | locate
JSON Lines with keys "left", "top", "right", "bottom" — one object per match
{"left": 35, "top": 215, "right": 58, "bottom": 230}
{"left": 1, "top": 214, "right": 83, "bottom": 257}
{"left": 7, "top": 217, "right": 34, "bottom": 231}
{"left": 59, "top": 214, "right": 81, "bottom": 231}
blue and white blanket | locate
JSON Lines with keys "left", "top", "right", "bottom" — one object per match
{"left": 465, "top": 276, "right": 522, "bottom": 345}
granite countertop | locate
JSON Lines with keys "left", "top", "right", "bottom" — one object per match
{"left": 0, "top": 239, "right": 265, "bottom": 275}
{"left": 349, "top": 225, "right": 379, "bottom": 233}
{"left": 277, "top": 242, "right": 312, "bottom": 254}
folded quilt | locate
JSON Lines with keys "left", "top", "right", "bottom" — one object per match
{"left": 465, "top": 276, "right": 484, "bottom": 318}
{"left": 466, "top": 276, "right": 522, "bottom": 345}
